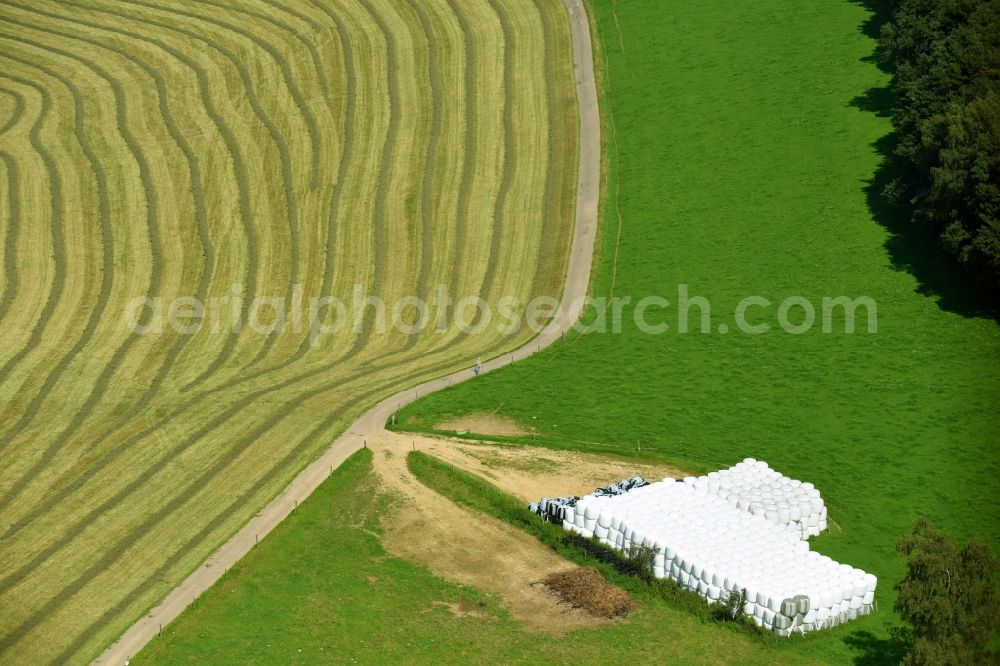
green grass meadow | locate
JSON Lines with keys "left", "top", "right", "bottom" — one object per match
{"left": 397, "top": 0, "right": 1000, "bottom": 648}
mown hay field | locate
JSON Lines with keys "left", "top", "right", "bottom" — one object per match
{"left": 0, "top": 0, "right": 579, "bottom": 661}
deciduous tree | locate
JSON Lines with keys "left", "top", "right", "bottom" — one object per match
{"left": 894, "top": 520, "right": 999, "bottom": 665}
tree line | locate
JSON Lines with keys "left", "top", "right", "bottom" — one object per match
{"left": 877, "top": 0, "right": 999, "bottom": 301}
{"left": 894, "top": 520, "right": 998, "bottom": 665}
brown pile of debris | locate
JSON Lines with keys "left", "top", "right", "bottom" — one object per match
{"left": 543, "top": 567, "right": 634, "bottom": 619}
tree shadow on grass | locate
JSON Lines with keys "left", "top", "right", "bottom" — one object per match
{"left": 846, "top": 0, "right": 999, "bottom": 321}
{"left": 843, "top": 630, "right": 910, "bottom": 666}
{"left": 858, "top": 127, "right": 997, "bottom": 320}
{"left": 851, "top": 0, "right": 892, "bottom": 41}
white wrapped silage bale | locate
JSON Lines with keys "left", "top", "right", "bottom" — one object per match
{"left": 546, "top": 475, "right": 874, "bottom": 634}
{"left": 695, "top": 459, "right": 829, "bottom": 539}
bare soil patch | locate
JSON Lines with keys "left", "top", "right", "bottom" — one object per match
{"left": 410, "top": 436, "right": 689, "bottom": 503}
{"left": 368, "top": 432, "right": 689, "bottom": 632}
{"left": 435, "top": 412, "right": 532, "bottom": 437}
{"left": 431, "top": 600, "right": 496, "bottom": 621}
{"left": 370, "top": 433, "right": 608, "bottom": 633}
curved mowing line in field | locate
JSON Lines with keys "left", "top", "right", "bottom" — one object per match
{"left": 0, "top": 88, "right": 26, "bottom": 326}
{"left": 0, "top": 1, "right": 311, "bottom": 518}
{"left": 75, "top": 0, "right": 264, "bottom": 395}
{"left": 382, "top": 0, "right": 447, "bottom": 331}
{"left": 87, "top": 0, "right": 375, "bottom": 375}
{"left": 0, "top": 44, "right": 130, "bottom": 454}
{"left": 0, "top": 2, "right": 370, "bottom": 537}
{"left": 302, "top": 0, "right": 393, "bottom": 361}
{"left": 166, "top": 0, "right": 344, "bottom": 370}
{"left": 0, "top": 151, "right": 20, "bottom": 326}
{"left": 393, "top": 0, "right": 480, "bottom": 359}
{"left": 282, "top": 0, "right": 358, "bottom": 364}
{"left": 77, "top": 4, "right": 313, "bottom": 397}
{"left": 0, "top": 315, "right": 527, "bottom": 656}
{"left": 191, "top": 0, "right": 332, "bottom": 108}
{"left": 0, "top": 15, "right": 169, "bottom": 351}
{"left": 0, "top": 44, "right": 373, "bottom": 530}
{"left": 0, "top": 87, "right": 24, "bottom": 136}
{"left": 46, "top": 354, "right": 496, "bottom": 663}
{"left": 342, "top": 0, "right": 401, "bottom": 361}
{"left": 97, "top": 0, "right": 295, "bottom": 388}
{"left": 0, "top": 237, "right": 534, "bottom": 600}
{"left": 0, "top": 3, "right": 213, "bottom": 514}
{"left": 140, "top": 0, "right": 322, "bottom": 193}
{"left": 265, "top": 0, "right": 325, "bottom": 33}
{"left": 478, "top": 0, "right": 518, "bottom": 309}
{"left": 532, "top": 0, "right": 573, "bottom": 293}
{"left": 0, "top": 0, "right": 491, "bottom": 540}
{"left": 0, "top": 46, "right": 117, "bottom": 454}
{"left": 6, "top": 0, "right": 242, "bottom": 433}
{"left": 344, "top": 0, "right": 464, "bottom": 363}
{"left": 134, "top": 0, "right": 308, "bottom": 371}
{"left": 0, "top": 318, "right": 421, "bottom": 547}
{"left": 0, "top": 74, "right": 64, "bottom": 390}
{"left": 101, "top": 0, "right": 321, "bottom": 385}
{"left": 442, "top": 0, "right": 477, "bottom": 297}
{"left": 192, "top": 0, "right": 351, "bottom": 368}
{"left": 410, "top": 0, "right": 443, "bottom": 306}
{"left": 0, "top": 14, "right": 238, "bottom": 457}
{"left": 303, "top": 0, "right": 356, "bottom": 295}
{"left": 1, "top": 321, "right": 529, "bottom": 660}
{"left": 289, "top": 0, "right": 391, "bottom": 362}
{"left": 1, "top": 325, "right": 470, "bottom": 593}
{"left": 261, "top": 0, "right": 333, "bottom": 107}
{"left": 1, "top": 0, "right": 356, "bottom": 460}
{"left": 8, "top": 0, "right": 508, "bottom": 535}
{"left": 220, "top": 0, "right": 358, "bottom": 374}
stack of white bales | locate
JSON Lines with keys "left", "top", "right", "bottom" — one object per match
{"left": 562, "top": 479, "right": 875, "bottom": 634}
{"left": 689, "top": 458, "right": 827, "bottom": 539}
